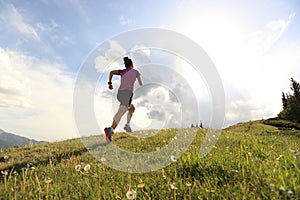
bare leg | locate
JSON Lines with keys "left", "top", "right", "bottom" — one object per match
{"left": 111, "top": 105, "right": 128, "bottom": 129}
{"left": 127, "top": 104, "right": 135, "bottom": 124}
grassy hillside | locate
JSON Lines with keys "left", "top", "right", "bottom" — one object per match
{"left": 0, "top": 120, "right": 299, "bottom": 199}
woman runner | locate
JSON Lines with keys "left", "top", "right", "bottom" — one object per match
{"left": 104, "top": 57, "right": 143, "bottom": 142}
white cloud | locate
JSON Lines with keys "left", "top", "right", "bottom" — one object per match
{"left": 36, "top": 19, "right": 73, "bottom": 47}
{"left": 175, "top": 56, "right": 209, "bottom": 100}
{"left": 0, "top": 48, "right": 32, "bottom": 108}
{"left": 223, "top": 41, "right": 300, "bottom": 127}
{"left": 222, "top": 13, "right": 299, "bottom": 126}
{"left": 130, "top": 45, "right": 152, "bottom": 67}
{"left": 0, "top": 74, "right": 31, "bottom": 108}
{"left": 135, "top": 86, "right": 181, "bottom": 129}
{"left": 95, "top": 40, "right": 126, "bottom": 72}
{"left": 224, "top": 88, "right": 273, "bottom": 126}
{"left": 0, "top": 48, "right": 77, "bottom": 141}
{"left": 133, "top": 64, "right": 203, "bottom": 129}
{"left": 0, "top": 2, "right": 73, "bottom": 53}
{"left": 248, "top": 12, "right": 296, "bottom": 56}
{"left": 36, "top": 19, "right": 59, "bottom": 33}
{"left": 119, "top": 16, "right": 135, "bottom": 26}
{"left": 0, "top": 3, "right": 40, "bottom": 41}
{"left": 176, "top": 11, "right": 299, "bottom": 127}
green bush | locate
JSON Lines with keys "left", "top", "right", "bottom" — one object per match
{"left": 263, "top": 117, "right": 300, "bottom": 130}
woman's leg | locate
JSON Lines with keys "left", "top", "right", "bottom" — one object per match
{"left": 111, "top": 105, "right": 128, "bottom": 129}
{"left": 127, "top": 104, "right": 135, "bottom": 124}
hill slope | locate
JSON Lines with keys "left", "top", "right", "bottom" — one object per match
{"left": 0, "top": 120, "right": 299, "bottom": 199}
{"left": 0, "top": 129, "right": 42, "bottom": 149}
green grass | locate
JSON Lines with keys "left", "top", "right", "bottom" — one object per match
{"left": 0, "top": 121, "right": 299, "bottom": 199}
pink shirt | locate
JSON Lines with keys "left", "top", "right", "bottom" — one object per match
{"left": 118, "top": 68, "right": 141, "bottom": 91}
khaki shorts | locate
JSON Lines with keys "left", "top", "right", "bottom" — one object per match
{"left": 117, "top": 90, "right": 133, "bottom": 108}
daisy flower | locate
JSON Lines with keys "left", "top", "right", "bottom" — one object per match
{"left": 170, "top": 155, "right": 177, "bottom": 163}
{"left": 75, "top": 164, "right": 81, "bottom": 172}
{"left": 170, "top": 183, "right": 178, "bottom": 190}
{"left": 126, "top": 189, "right": 137, "bottom": 200}
{"left": 84, "top": 164, "right": 91, "bottom": 171}
{"left": 100, "top": 157, "right": 106, "bottom": 162}
{"left": 45, "top": 177, "right": 52, "bottom": 184}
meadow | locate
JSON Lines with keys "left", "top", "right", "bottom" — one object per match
{"left": 0, "top": 120, "right": 299, "bottom": 199}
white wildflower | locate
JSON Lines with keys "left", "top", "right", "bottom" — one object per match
{"left": 75, "top": 164, "right": 81, "bottom": 172}
{"left": 186, "top": 182, "right": 192, "bottom": 187}
{"left": 84, "top": 164, "right": 91, "bottom": 171}
{"left": 276, "top": 155, "right": 283, "bottom": 161}
{"left": 1, "top": 170, "right": 8, "bottom": 176}
{"left": 287, "top": 190, "right": 293, "bottom": 195}
{"left": 170, "top": 183, "right": 178, "bottom": 190}
{"left": 126, "top": 189, "right": 137, "bottom": 200}
{"left": 289, "top": 149, "right": 296, "bottom": 153}
{"left": 170, "top": 155, "right": 177, "bottom": 163}
{"left": 45, "top": 177, "right": 52, "bottom": 184}
{"left": 270, "top": 183, "right": 275, "bottom": 192}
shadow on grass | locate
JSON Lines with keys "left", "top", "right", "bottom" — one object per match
{"left": 177, "top": 161, "right": 240, "bottom": 187}
{"left": 0, "top": 147, "right": 88, "bottom": 181}
{"left": 259, "top": 130, "right": 300, "bottom": 138}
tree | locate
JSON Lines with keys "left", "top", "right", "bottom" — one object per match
{"left": 282, "top": 92, "right": 288, "bottom": 109}
{"left": 199, "top": 121, "right": 203, "bottom": 128}
{"left": 278, "top": 78, "right": 300, "bottom": 123}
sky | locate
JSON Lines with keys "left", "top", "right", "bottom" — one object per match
{"left": 0, "top": 0, "right": 300, "bottom": 141}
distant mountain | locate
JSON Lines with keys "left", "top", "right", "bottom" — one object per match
{"left": 0, "top": 129, "right": 43, "bottom": 149}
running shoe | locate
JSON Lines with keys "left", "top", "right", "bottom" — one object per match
{"left": 104, "top": 127, "right": 113, "bottom": 142}
{"left": 124, "top": 124, "right": 133, "bottom": 132}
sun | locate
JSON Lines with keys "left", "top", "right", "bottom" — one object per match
{"left": 175, "top": 10, "right": 245, "bottom": 62}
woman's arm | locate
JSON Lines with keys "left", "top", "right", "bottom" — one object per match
{"left": 109, "top": 70, "right": 119, "bottom": 82}
{"left": 108, "top": 70, "right": 119, "bottom": 90}
{"left": 137, "top": 76, "right": 143, "bottom": 86}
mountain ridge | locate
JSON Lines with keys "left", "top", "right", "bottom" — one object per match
{"left": 0, "top": 129, "right": 43, "bottom": 149}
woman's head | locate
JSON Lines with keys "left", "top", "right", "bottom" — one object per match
{"left": 124, "top": 57, "right": 133, "bottom": 68}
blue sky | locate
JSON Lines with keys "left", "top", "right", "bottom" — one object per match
{"left": 0, "top": 0, "right": 180, "bottom": 69}
{"left": 0, "top": 0, "right": 300, "bottom": 141}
